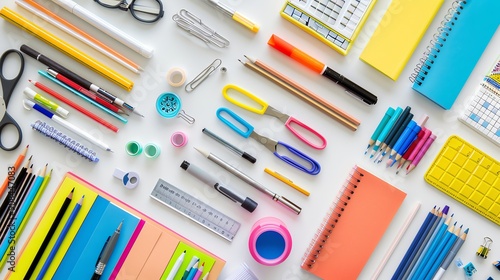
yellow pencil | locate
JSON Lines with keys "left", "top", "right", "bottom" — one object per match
{"left": 264, "top": 168, "right": 310, "bottom": 196}
{"left": 0, "top": 7, "right": 133, "bottom": 91}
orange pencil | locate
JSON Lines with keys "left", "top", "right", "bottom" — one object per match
{"left": 0, "top": 145, "right": 29, "bottom": 198}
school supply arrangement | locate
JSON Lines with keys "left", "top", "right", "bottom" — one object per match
{"left": 301, "top": 165, "right": 406, "bottom": 279}
{"left": 7, "top": 173, "right": 225, "bottom": 279}
{"left": 459, "top": 56, "right": 500, "bottom": 146}
{"left": 280, "top": 0, "right": 377, "bottom": 55}
{"left": 425, "top": 135, "right": 500, "bottom": 226}
{"left": 359, "top": 0, "right": 444, "bottom": 80}
{"left": 410, "top": 0, "right": 500, "bottom": 109}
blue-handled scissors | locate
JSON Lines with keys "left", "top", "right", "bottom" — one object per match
{"left": 216, "top": 107, "right": 321, "bottom": 175}
{"left": 0, "top": 49, "right": 24, "bottom": 151}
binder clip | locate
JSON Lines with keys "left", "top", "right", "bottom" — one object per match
{"left": 477, "top": 237, "right": 493, "bottom": 258}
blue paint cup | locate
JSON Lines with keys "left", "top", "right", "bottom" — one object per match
{"left": 248, "top": 217, "right": 292, "bottom": 266}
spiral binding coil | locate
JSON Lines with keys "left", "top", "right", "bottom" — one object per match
{"left": 31, "top": 120, "right": 99, "bottom": 163}
{"left": 409, "top": 0, "right": 467, "bottom": 84}
{"left": 301, "top": 166, "right": 364, "bottom": 268}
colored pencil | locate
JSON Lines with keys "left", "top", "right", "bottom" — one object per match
{"left": 432, "top": 228, "right": 468, "bottom": 280}
{"left": 24, "top": 188, "right": 74, "bottom": 279}
{"left": 37, "top": 195, "right": 84, "bottom": 280}
{"left": 425, "top": 225, "right": 462, "bottom": 279}
{"left": 0, "top": 145, "right": 28, "bottom": 198}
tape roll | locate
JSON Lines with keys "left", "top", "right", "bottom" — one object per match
{"left": 166, "top": 67, "right": 187, "bottom": 87}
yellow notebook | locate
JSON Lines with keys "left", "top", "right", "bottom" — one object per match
{"left": 359, "top": 0, "right": 444, "bottom": 80}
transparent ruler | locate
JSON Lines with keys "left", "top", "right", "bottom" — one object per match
{"left": 150, "top": 178, "right": 241, "bottom": 241}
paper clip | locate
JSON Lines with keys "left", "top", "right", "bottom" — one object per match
{"left": 477, "top": 237, "right": 493, "bottom": 258}
{"left": 185, "top": 58, "right": 222, "bottom": 92}
{"left": 172, "top": 9, "right": 230, "bottom": 48}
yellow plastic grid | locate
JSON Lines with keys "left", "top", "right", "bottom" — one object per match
{"left": 425, "top": 135, "right": 500, "bottom": 225}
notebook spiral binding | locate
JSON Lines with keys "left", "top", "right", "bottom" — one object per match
{"left": 31, "top": 120, "right": 99, "bottom": 162}
{"left": 409, "top": 0, "right": 467, "bottom": 84}
{"left": 301, "top": 167, "right": 364, "bottom": 268}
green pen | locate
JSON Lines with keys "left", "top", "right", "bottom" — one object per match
{"left": 365, "top": 107, "right": 395, "bottom": 154}
{"left": 24, "top": 87, "right": 69, "bottom": 118}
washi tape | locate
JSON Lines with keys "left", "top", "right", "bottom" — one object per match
{"left": 166, "top": 67, "right": 186, "bottom": 87}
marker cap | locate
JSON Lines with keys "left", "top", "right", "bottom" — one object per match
{"left": 268, "top": 34, "right": 325, "bottom": 74}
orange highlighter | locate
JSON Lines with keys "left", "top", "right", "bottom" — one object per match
{"left": 268, "top": 34, "right": 377, "bottom": 105}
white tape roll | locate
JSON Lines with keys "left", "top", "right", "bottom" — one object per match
{"left": 166, "top": 67, "right": 187, "bottom": 87}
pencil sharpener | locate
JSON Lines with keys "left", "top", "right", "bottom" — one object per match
{"left": 113, "top": 168, "right": 140, "bottom": 189}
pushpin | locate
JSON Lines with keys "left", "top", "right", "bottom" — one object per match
{"left": 113, "top": 168, "right": 140, "bottom": 189}
{"left": 477, "top": 237, "right": 493, "bottom": 258}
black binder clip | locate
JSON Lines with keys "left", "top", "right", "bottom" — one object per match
{"left": 476, "top": 237, "right": 493, "bottom": 258}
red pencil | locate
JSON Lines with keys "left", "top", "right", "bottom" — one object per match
{"left": 29, "top": 80, "right": 119, "bottom": 133}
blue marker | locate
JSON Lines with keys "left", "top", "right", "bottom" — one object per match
{"left": 365, "top": 107, "right": 395, "bottom": 154}
{"left": 370, "top": 107, "right": 403, "bottom": 158}
{"left": 388, "top": 115, "right": 429, "bottom": 166}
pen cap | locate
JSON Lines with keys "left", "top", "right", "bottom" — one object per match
{"left": 241, "top": 197, "right": 258, "bottom": 212}
{"left": 268, "top": 35, "right": 325, "bottom": 74}
{"left": 248, "top": 217, "right": 292, "bottom": 266}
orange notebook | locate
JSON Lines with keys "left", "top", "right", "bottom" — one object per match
{"left": 301, "top": 166, "right": 406, "bottom": 279}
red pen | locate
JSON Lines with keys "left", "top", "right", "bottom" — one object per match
{"left": 29, "top": 80, "right": 119, "bottom": 133}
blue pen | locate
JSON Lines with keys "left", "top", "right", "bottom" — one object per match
{"left": 365, "top": 107, "right": 395, "bottom": 154}
{"left": 37, "top": 195, "right": 84, "bottom": 280}
{"left": 388, "top": 115, "right": 429, "bottom": 166}
{"left": 378, "top": 113, "right": 413, "bottom": 163}
{"left": 370, "top": 107, "right": 403, "bottom": 158}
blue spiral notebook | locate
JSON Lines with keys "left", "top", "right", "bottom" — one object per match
{"left": 411, "top": 0, "right": 500, "bottom": 110}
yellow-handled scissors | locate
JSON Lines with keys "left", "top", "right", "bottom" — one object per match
{"left": 222, "top": 84, "right": 327, "bottom": 149}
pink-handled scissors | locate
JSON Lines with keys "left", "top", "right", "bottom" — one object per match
{"left": 222, "top": 84, "right": 327, "bottom": 149}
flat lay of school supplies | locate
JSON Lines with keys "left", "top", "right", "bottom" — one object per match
{"left": 1, "top": 0, "right": 499, "bottom": 279}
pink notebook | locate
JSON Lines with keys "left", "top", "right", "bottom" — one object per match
{"left": 302, "top": 166, "right": 406, "bottom": 279}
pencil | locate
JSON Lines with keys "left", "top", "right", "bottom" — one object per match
{"left": 37, "top": 195, "right": 84, "bottom": 280}
{"left": 29, "top": 80, "right": 120, "bottom": 133}
{"left": 0, "top": 145, "right": 28, "bottom": 198}
{"left": 0, "top": 156, "right": 31, "bottom": 223}
{"left": 0, "top": 7, "right": 134, "bottom": 91}
{"left": 432, "top": 228, "right": 468, "bottom": 280}
{"left": 0, "top": 165, "right": 47, "bottom": 258}
{"left": 24, "top": 188, "right": 74, "bottom": 279}
{"left": 371, "top": 202, "right": 421, "bottom": 280}
{"left": 239, "top": 57, "right": 359, "bottom": 131}
{"left": 424, "top": 225, "right": 462, "bottom": 279}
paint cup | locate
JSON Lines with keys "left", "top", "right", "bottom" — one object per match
{"left": 126, "top": 141, "right": 142, "bottom": 156}
{"left": 248, "top": 217, "right": 292, "bottom": 266}
{"left": 144, "top": 143, "right": 161, "bottom": 158}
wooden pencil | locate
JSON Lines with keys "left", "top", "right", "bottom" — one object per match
{"left": 0, "top": 145, "right": 28, "bottom": 198}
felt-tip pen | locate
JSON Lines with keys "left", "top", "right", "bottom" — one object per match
{"left": 268, "top": 34, "right": 377, "bottom": 105}
{"left": 180, "top": 160, "right": 258, "bottom": 212}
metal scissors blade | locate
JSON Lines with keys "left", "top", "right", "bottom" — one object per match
{"left": 0, "top": 49, "right": 24, "bottom": 151}
{"left": 222, "top": 84, "right": 327, "bottom": 149}
{"left": 216, "top": 107, "right": 321, "bottom": 175}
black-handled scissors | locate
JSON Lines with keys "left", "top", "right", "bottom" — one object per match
{"left": 0, "top": 49, "right": 24, "bottom": 151}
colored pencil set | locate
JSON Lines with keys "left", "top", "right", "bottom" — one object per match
{"left": 364, "top": 106, "right": 437, "bottom": 174}
{"left": 0, "top": 146, "right": 53, "bottom": 265}
{"left": 392, "top": 205, "right": 469, "bottom": 280}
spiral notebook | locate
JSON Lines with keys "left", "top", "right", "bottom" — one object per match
{"left": 301, "top": 166, "right": 406, "bottom": 279}
{"left": 359, "top": 0, "right": 444, "bottom": 80}
{"left": 411, "top": 0, "right": 500, "bottom": 110}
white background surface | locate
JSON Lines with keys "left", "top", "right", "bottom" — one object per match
{"left": 0, "top": 0, "right": 499, "bottom": 279}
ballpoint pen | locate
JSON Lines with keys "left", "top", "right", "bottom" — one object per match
{"left": 92, "top": 221, "right": 122, "bottom": 280}
{"left": 268, "top": 34, "right": 377, "bottom": 105}
{"left": 24, "top": 87, "right": 69, "bottom": 118}
{"left": 202, "top": 0, "right": 259, "bottom": 32}
{"left": 23, "top": 100, "right": 113, "bottom": 152}
{"left": 202, "top": 128, "right": 256, "bottom": 163}
{"left": 180, "top": 160, "right": 258, "bottom": 212}
{"left": 195, "top": 147, "right": 302, "bottom": 214}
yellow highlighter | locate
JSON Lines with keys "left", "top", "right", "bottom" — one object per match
{"left": 264, "top": 168, "right": 310, "bottom": 196}
{"left": 24, "top": 87, "right": 69, "bottom": 118}
{"left": 204, "top": 0, "right": 259, "bottom": 32}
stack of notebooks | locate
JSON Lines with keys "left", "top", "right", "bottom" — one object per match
{"left": 6, "top": 173, "right": 224, "bottom": 279}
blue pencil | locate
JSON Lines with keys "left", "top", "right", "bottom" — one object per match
{"left": 36, "top": 195, "right": 84, "bottom": 280}
{"left": 425, "top": 225, "right": 462, "bottom": 279}
{"left": 413, "top": 222, "right": 457, "bottom": 280}
{"left": 404, "top": 206, "right": 449, "bottom": 279}
{"left": 391, "top": 206, "right": 436, "bottom": 280}
{"left": 410, "top": 213, "right": 453, "bottom": 279}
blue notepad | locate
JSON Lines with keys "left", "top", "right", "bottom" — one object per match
{"left": 411, "top": 0, "right": 500, "bottom": 110}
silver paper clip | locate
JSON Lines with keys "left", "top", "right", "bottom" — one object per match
{"left": 185, "top": 58, "right": 222, "bottom": 92}
{"left": 172, "top": 9, "right": 230, "bottom": 48}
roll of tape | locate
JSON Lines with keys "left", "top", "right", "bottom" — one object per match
{"left": 171, "top": 131, "right": 188, "bottom": 147}
{"left": 113, "top": 168, "right": 140, "bottom": 189}
{"left": 144, "top": 143, "right": 161, "bottom": 158}
{"left": 166, "top": 67, "right": 187, "bottom": 87}
{"left": 126, "top": 141, "right": 142, "bottom": 156}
